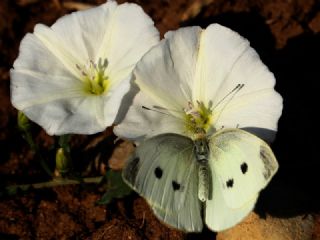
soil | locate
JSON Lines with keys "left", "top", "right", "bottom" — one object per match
{"left": 1, "top": 0, "right": 320, "bottom": 239}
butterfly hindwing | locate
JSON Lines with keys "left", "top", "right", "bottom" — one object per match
{"left": 205, "top": 128, "right": 278, "bottom": 231}
{"left": 205, "top": 168, "right": 258, "bottom": 231}
{"left": 209, "top": 128, "right": 278, "bottom": 208}
{"left": 122, "top": 133, "right": 203, "bottom": 232}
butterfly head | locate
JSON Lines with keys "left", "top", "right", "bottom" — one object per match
{"left": 194, "top": 137, "right": 209, "bottom": 163}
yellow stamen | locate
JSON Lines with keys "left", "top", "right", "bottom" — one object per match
{"left": 184, "top": 101, "right": 213, "bottom": 138}
{"left": 78, "top": 58, "right": 109, "bottom": 95}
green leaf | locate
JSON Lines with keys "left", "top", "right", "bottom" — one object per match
{"left": 96, "top": 170, "right": 132, "bottom": 205}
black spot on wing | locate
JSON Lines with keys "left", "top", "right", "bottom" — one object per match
{"left": 172, "top": 181, "right": 181, "bottom": 191}
{"left": 226, "top": 179, "right": 234, "bottom": 188}
{"left": 123, "top": 156, "right": 140, "bottom": 184}
{"left": 241, "top": 162, "right": 248, "bottom": 174}
{"left": 260, "top": 145, "right": 277, "bottom": 180}
{"left": 154, "top": 167, "right": 163, "bottom": 179}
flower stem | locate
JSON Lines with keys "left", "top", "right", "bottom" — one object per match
{"left": 18, "top": 111, "right": 53, "bottom": 176}
{"left": 26, "top": 131, "right": 53, "bottom": 176}
{"left": 3, "top": 176, "right": 103, "bottom": 196}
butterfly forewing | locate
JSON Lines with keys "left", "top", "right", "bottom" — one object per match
{"left": 122, "top": 133, "right": 203, "bottom": 232}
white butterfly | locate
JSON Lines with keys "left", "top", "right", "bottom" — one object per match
{"left": 122, "top": 128, "right": 278, "bottom": 232}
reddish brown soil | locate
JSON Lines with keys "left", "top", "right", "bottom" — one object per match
{"left": 1, "top": 0, "right": 320, "bottom": 239}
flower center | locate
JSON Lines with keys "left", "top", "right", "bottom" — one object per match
{"left": 77, "top": 58, "right": 109, "bottom": 95}
{"left": 184, "top": 101, "right": 213, "bottom": 137}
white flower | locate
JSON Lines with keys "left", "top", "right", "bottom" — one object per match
{"left": 114, "top": 24, "right": 283, "bottom": 142}
{"left": 11, "top": 0, "right": 159, "bottom": 135}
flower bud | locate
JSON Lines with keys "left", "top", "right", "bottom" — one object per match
{"left": 55, "top": 148, "right": 71, "bottom": 175}
{"left": 17, "top": 111, "right": 31, "bottom": 131}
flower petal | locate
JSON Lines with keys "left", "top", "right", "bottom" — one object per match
{"left": 196, "top": 24, "right": 278, "bottom": 106}
{"left": 215, "top": 46, "right": 277, "bottom": 99}
{"left": 102, "top": 75, "right": 131, "bottom": 127}
{"left": 12, "top": 33, "right": 79, "bottom": 80}
{"left": 134, "top": 26, "right": 202, "bottom": 113}
{"left": 192, "top": 24, "right": 249, "bottom": 103}
{"left": 33, "top": 24, "right": 85, "bottom": 79}
{"left": 11, "top": 70, "right": 104, "bottom": 135}
{"left": 200, "top": 28, "right": 283, "bottom": 139}
{"left": 50, "top": 1, "right": 118, "bottom": 62}
{"left": 11, "top": 70, "right": 84, "bottom": 109}
{"left": 13, "top": 75, "right": 131, "bottom": 135}
{"left": 114, "top": 91, "right": 185, "bottom": 142}
{"left": 99, "top": 2, "right": 160, "bottom": 87}
{"left": 214, "top": 89, "right": 283, "bottom": 141}
{"left": 22, "top": 96, "right": 106, "bottom": 135}
{"left": 50, "top": 1, "right": 159, "bottom": 87}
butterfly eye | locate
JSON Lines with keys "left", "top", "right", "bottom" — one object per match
{"left": 240, "top": 162, "right": 248, "bottom": 174}
{"left": 154, "top": 167, "right": 163, "bottom": 179}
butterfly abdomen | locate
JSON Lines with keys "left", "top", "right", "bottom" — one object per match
{"left": 198, "top": 162, "right": 209, "bottom": 202}
{"left": 194, "top": 138, "right": 210, "bottom": 202}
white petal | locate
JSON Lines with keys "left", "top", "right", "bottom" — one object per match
{"left": 11, "top": 70, "right": 84, "bottom": 109}
{"left": 13, "top": 33, "right": 78, "bottom": 80}
{"left": 11, "top": 56, "right": 130, "bottom": 136}
{"left": 33, "top": 24, "right": 84, "bottom": 79}
{"left": 134, "top": 26, "right": 202, "bottom": 112}
{"left": 193, "top": 24, "right": 251, "bottom": 103}
{"left": 214, "top": 90, "right": 283, "bottom": 141}
{"left": 102, "top": 76, "right": 131, "bottom": 127}
{"left": 47, "top": 1, "right": 159, "bottom": 84}
{"left": 114, "top": 92, "right": 185, "bottom": 142}
{"left": 20, "top": 96, "right": 107, "bottom": 135}
{"left": 50, "top": 1, "right": 117, "bottom": 62}
{"left": 17, "top": 76, "right": 131, "bottom": 135}
{"left": 192, "top": 24, "right": 282, "bottom": 140}
{"left": 11, "top": 70, "right": 103, "bottom": 135}
{"left": 197, "top": 24, "right": 279, "bottom": 105}
{"left": 103, "top": 2, "right": 160, "bottom": 84}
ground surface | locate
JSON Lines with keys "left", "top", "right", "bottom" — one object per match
{"left": 1, "top": 0, "right": 320, "bottom": 239}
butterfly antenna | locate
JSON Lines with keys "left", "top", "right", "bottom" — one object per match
{"left": 213, "top": 83, "right": 245, "bottom": 124}
{"left": 141, "top": 105, "right": 197, "bottom": 135}
{"left": 141, "top": 105, "right": 183, "bottom": 117}
{"left": 212, "top": 83, "right": 245, "bottom": 111}
{"left": 152, "top": 105, "right": 185, "bottom": 114}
